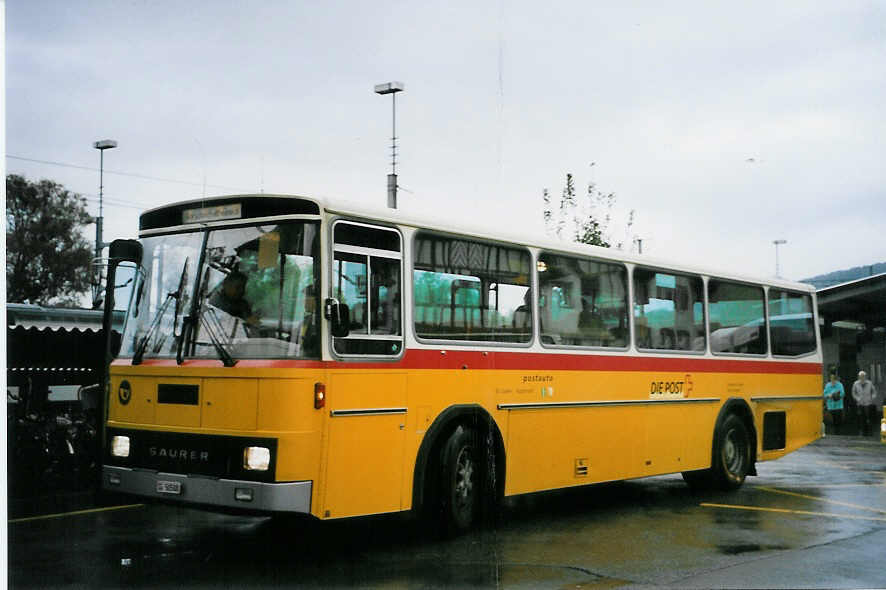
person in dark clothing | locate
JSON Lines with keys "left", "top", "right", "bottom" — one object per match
{"left": 210, "top": 271, "right": 259, "bottom": 327}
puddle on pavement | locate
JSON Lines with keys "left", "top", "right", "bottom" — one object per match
{"left": 716, "top": 543, "right": 790, "bottom": 555}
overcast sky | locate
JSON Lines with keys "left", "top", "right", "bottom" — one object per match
{"left": 6, "top": 1, "right": 886, "bottom": 283}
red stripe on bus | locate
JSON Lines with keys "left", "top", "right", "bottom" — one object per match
{"left": 341, "top": 349, "right": 821, "bottom": 374}
{"left": 115, "top": 350, "right": 821, "bottom": 374}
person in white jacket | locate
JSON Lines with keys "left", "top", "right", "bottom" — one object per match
{"left": 851, "top": 371, "right": 878, "bottom": 436}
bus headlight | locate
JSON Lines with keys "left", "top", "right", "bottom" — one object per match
{"left": 243, "top": 446, "right": 270, "bottom": 471}
{"left": 111, "top": 436, "right": 130, "bottom": 458}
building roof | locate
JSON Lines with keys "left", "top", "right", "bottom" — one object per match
{"left": 817, "top": 272, "right": 886, "bottom": 328}
{"left": 6, "top": 303, "right": 125, "bottom": 332}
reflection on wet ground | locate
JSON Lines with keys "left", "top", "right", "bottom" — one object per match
{"left": 9, "top": 436, "right": 886, "bottom": 588}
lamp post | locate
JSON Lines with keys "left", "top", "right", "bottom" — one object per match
{"left": 773, "top": 239, "right": 787, "bottom": 278}
{"left": 374, "top": 81, "right": 404, "bottom": 209}
{"left": 93, "top": 139, "right": 117, "bottom": 305}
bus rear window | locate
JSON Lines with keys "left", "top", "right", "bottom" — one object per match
{"left": 768, "top": 289, "right": 816, "bottom": 356}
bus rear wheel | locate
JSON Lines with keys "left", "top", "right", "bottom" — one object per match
{"left": 682, "top": 413, "right": 751, "bottom": 491}
{"left": 440, "top": 425, "right": 478, "bottom": 535}
{"left": 713, "top": 414, "right": 751, "bottom": 490}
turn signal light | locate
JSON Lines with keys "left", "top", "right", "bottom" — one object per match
{"left": 314, "top": 382, "right": 326, "bottom": 409}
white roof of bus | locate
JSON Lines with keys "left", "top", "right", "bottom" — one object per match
{"left": 147, "top": 193, "right": 816, "bottom": 294}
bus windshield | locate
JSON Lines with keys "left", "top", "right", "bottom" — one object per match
{"left": 121, "top": 221, "right": 320, "bottom": 362}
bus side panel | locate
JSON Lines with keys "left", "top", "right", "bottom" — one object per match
{"left": 321, "top": 370, "right": 407, "bottom": 519}
{"left": 755, "top": 373, "right": 821, "bottom": 461}
{"left": 256, "top": 376, "right": 326, "bottom": 517}
{"left": 505, "top": 404, "right": 643, "bottom": 494}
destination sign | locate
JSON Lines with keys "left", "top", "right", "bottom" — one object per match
{"left": 182, "top": 203, "right": 242, "bottom": 224}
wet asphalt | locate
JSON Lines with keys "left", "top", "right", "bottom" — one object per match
{"left": 8, "top": 435, "right": 886, "bottom": 589}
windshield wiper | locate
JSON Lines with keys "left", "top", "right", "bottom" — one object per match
{"left": 197, "top": 308, "right": 236, "bottom": 367}
{"left": 133, "top": 259, "right": 189, "bottom": 365}
{"left": 177, "top": 262, "right": 237, "bottom": 366}
{"left": 132, "top": 292, "right": 174, "bottom": 365}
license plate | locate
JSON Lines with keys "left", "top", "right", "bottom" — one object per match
{"left": 156, "top": 480, "right": 182, "bottom": 495}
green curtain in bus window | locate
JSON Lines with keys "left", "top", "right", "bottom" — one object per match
{"left": 413, "top": 232, "right": 531, "bottom": 343}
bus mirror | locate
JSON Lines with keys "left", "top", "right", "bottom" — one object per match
{"left": 109, "top": 239, "right": 143, "bottom": 266}
{"left": 324, "top": 298, "right": 351, "bottom": 338}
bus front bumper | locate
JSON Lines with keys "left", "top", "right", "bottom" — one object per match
{"left": 103, "top": 465, "right": 312, "bottom": 513}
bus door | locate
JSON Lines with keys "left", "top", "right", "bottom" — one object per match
{"left": 323, "top": 220, "right": 406, "bottom": 518}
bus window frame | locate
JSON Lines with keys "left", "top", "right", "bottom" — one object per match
{"left": 707, "top": 276, "right": 769, "bottom": 358}
{"left": 328, "top": 216, "right": 406, "bottom": 363}
{"left": 410, "top": 229, "right": 535, "bottom": 349}
{"left": 631, "top": 264, "right": 708, "bottom": 356}
{"left": 765, "top": 286, "right": 819, "bottom": 359}
{"left": 138, "top": 213, "right": 323, "bottom": 239}
{"left": 536, "top": 249, "right": 630, "bottom": 353}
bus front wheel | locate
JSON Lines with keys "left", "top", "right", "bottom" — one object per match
{"left": 440, "top": 425, "right": 478, "bottom": 534}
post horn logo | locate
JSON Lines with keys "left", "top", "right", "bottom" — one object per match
{"left": 118, "top": 380, "right": 132, "bottom": 405}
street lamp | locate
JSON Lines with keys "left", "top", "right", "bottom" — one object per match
{"left": 773, "top": 239, "right": 787, "bottom": 278}
{"left": 93, "top": 139, "right": 117, "bottom": 305}
{"left": 374, "top": 81, "right": 404, "bottom": 209}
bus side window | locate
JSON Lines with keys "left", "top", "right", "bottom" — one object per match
{"left": 413, "top": 232, "right": 532, "bottom": 344}
{"left": 332, "top": 221, "right": 403, "bottom": 357}
{"left": 537, "top": 252, "right": 628, "bottom": 348}
{"left": 633, "top": 268, "right": 705, "bottom": 352}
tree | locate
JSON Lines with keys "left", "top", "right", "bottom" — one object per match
{"left": 6, "top": 174, "right": 94, "bottom": 306}
{"left": 543, "top": 171, "right": 635, "bottom": 250}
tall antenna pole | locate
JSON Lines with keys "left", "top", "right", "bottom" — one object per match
{"left": 374, "top": 81, "right": 404, "bottom": 209}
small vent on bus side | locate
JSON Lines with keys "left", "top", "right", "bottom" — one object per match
{"left": 575, "top": 458, "right": 589, "bottom": 477}
{"left": 762, "top": 411, "right": 787, "bottom": 451}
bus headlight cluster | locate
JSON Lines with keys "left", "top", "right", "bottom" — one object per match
{"left": 111, "top": 435, "right": 130, "bottom": 458}
{"left": 243, "top": 446, "right": 270, "bottom": 471}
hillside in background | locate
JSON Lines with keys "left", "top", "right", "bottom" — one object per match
{"left": 802, "top": 262, "right": 886, "bottom": 289}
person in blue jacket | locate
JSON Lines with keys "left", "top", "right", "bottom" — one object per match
{"left": 823, "top": 373, "right": 845, "bottom": 435}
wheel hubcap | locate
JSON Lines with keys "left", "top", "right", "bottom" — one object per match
{"left": 723, "top": 429, "right": 743, "bottom": 474}
{"left": 454, "top": 447, "right": 474, "bottom": 510}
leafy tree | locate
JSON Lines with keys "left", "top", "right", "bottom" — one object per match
{"left": 6, "top": 174, "right": 94, "bottom": 306}
{"left": 543, "top": 172, "right": 635, "bottom": 250}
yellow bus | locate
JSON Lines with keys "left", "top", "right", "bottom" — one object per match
{"left": 101, "top": 194, "right": 822, "bottom": 533}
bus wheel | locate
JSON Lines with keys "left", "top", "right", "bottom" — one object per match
{"left": 712, "top": 414, "right": 751, "bottom": 490}
{"left": 440, "top": 425, "right": 478, "bottom": 534}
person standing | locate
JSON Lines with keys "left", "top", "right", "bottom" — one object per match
{"left": 851, "top": 371, "right": 878, "bottom": 436}
{"left": 823, "top": 373, "right": 845, "bottom": 435}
